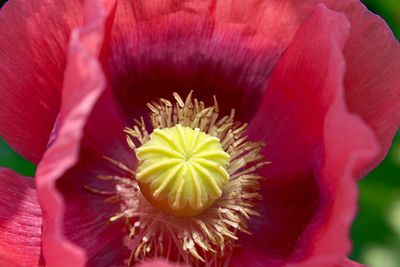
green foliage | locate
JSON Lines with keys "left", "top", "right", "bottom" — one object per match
{"left": 0, "top": 138, "right": 35, "bottom": 176}
{"left": 363, "top": 0, "right": 400, "bottom": 39}
{"left": 351, "top": 133, "right": 400, "bottom": 264}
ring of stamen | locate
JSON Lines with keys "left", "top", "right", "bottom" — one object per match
{"left": 87, "top": 91, "right": 267, "bottom": 267}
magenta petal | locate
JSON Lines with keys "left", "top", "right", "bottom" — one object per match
{"left": 338, "top": 258, "right": 367, "bottom": 267}
{"left": 138, "top": 259, "right": 186, "bottom": 267}
{"left": 215, "top": 0, "right": 400, "bottom": 169}
{"left": 0, "top": 0, "right": 82, "bottom": 163}
{"left": 0, "top": 168, "right": 42, "bottom": 267}
{"left": 52, "top": 68, "right": 135, "bottom": 267}
{"left": 35, "top": 1, "right": 117, "bottom": 266}
{"left": 240, "top": 4, "right": 379, "bottom": 266}
{"left": 56, "top": 157, "right": 128, "bottom": 267}
{"left": 54, "top": 95, "right": 133, "bottom": 266}
{"left": 108, "top": 0, "right": 283, "bottom": 123}
{"left": 326, "top": 0, "right": 400, "bottom": 168}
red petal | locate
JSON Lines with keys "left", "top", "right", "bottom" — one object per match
{"left": 242, "top": 4, "right": 379, "bottom": 267}
{"left": 52, "top": 74, "right": 136, "bottom": 265}
{"left": 0, "top": 168, "right": 42, "bottom": 267}
{"left": 36, "top": 1, "right": 117, "bottom": 266}
{"left": 107, "top": 0, "right": 281, "bottom": 123}
{"left": 53, "top": 92, "right": 133, "bottom": 265}
{"left": 56, "top": 156, "right": 129, "bottom": 267}
{"left": 216, "top": 0, "right": 400, "bottom": 170}
{"left": 138, "top": 259, "right": 185, "bottom": 267}
{"left": 326, "top": 0, "right": 400, "bottom": 169}
{"left": 0, "top": 0, "right": 82, "bottom": 163}
{"left": 109, "top": 1, "right": 399, "bottom": 165}
{"left": 338, "top": 258, "right": 367, "bottom": 267}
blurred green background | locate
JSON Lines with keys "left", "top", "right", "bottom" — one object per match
{"left": 0, "top": 0, "right": 399, "bottom": 266}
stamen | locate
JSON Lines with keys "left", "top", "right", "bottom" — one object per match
{"left": 88, "top": 92, "right": 266, "bottom": 267}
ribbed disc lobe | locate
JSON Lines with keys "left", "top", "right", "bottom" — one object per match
{"left": 136, "top": 124, "right": 230, "bottom": 217}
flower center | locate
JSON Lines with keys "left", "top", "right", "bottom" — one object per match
{"left": 87, "top": 92, "right": 268, "bottom": 267}
{"left": 136, "top": 124, "right": 230, "bottom": 217}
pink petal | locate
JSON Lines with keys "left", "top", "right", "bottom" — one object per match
{"left": 338, "top": 258, "right": 367, "bottom": 267}
{"left": 35, "top": 1, "right": 117, "bottom": 266}
{"left": 107, "top": 0, "right": 282, "bottom": 124}
{"left": 242, "top": 4, "right": 379, "bottom": 267}
{"left": 49, "top": 71, "right": 141, "bottom": 265}
{"left": 27, "top": 1, "right": 397, "bottom": 266}
{"left": 57, "top": 160, "right": 128, "bottom": 266}
{"left": 138, "top": 259, "right": 185, "bottom": 267}
{"left": 0, "top": 0, "right": 82, "bottom": 163}
{"left": 326, "top": 0, "right": 400, "bottom": 169}
{"left": 108, "top": 1, "right": 399, "bottom": 166}
{"left": 216, "top": 0, "right": 400, "bottom": 170}
{"left": 0, "top": 168, "right": 42, "bottom": 267}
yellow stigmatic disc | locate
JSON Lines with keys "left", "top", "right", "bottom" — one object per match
{"left": 136, "top": 124, "right": 230, "bottom": 217}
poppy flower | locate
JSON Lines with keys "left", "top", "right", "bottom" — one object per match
{"left": 0, "top": 0, "right": 399, "bottom": 267}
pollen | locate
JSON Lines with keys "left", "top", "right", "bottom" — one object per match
{"left": 136, "top": 125, "right": 230, "bottom": 216}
